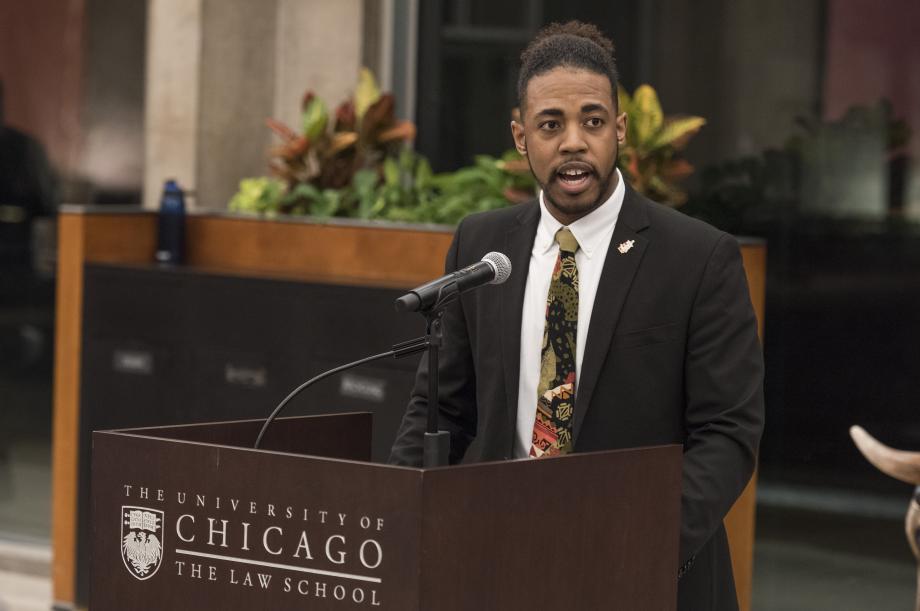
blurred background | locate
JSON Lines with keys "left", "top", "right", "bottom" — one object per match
{"left": 1, "top": 1, "right": 919, "bottom": 610}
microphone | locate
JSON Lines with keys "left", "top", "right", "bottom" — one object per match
{"left": 395, "top": 251, "right": 512, "bottom": 313}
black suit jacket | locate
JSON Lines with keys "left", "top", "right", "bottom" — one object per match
{"left": 390, "top": 187, "right": 764, "bottom": 611}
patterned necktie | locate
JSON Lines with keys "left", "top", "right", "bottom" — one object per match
{"left": 530, "top": 227, "right": 579, "bottom": 458}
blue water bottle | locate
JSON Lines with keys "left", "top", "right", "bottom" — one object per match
{"left": 155, "top": 179, "right": 186, "bottom": 264}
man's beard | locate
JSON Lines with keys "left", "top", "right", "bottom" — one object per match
{"left": 531, "top": 157, "right": 619, "bottom": 218}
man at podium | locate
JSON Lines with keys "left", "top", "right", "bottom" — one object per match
{"left": 390, "top": 20, "right": 764, "bottom": 611}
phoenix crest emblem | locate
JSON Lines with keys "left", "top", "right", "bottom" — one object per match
{"left": 121, "top": 506, "right": 164, "bottom": 580}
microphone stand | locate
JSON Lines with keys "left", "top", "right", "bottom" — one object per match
{"left": 423, "top": 310, "right": 449, "bottom": 468}
{"left": 414, "top": 283, "right": 463, "bottom": 468}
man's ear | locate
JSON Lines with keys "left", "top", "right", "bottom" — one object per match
{"left": 616, "top": 111, "right": 628, "bottom": 144}
{"left": 511, "top": 120, "right": 527, "bottom": 155}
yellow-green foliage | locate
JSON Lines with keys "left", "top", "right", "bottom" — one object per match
{"left": 618, "top": 84, "right": 705, "bottom": 206}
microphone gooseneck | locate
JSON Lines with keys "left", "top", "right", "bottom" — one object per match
{"left": 253, "top": 336, "right": 431, "bottom": 449}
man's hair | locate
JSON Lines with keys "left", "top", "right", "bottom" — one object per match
{"left": 517, "top": 21, "right": 619, "bottom": 112}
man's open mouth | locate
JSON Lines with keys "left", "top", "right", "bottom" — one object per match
{"left": 555, "top": 163, "right": 595, "bottom": 193}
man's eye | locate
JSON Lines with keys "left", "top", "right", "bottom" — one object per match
{"left": 540, "top": 120, "right": 560, "bottom": 130}
{"left": 586, "top": 117, "right": 604, "bottom": 128}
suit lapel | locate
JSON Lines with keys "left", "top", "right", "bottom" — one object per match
{"left": 573, "top": 188, "right": 651, "bottom": 443}
{"left": 500, "top": 202, "right": 540, "bottom": 452}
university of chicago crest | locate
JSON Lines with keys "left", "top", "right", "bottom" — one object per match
{"left": 121, "top": 506, "right": 164, "bottom": 580}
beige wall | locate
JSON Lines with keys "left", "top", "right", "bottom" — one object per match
{"left": 144, "top": 0, "right": 365, "bottom": 210}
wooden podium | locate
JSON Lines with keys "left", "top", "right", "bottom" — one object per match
{"left": 91, "top": 413, "right": 682, "bottom": 610}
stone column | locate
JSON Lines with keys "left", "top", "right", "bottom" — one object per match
{"left": 144, "top": 0, "right": 204, "bottom": 209}
{"left": 144, "top": 0, "right": 364, "bottom": 210}
{"left": 273, "top": 0, "right": 364, "bottom": 130}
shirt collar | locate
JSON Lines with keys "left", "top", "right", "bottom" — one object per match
{"left": 535, "top": 168, "right": 625, "bottom": 258}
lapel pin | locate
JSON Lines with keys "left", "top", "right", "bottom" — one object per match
{"left": 617, "top": 239, "right": 635, "bottom": 254}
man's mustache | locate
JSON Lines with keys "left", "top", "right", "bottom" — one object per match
{"left": 548, "top": 159, "right": 598, "bottom": 182}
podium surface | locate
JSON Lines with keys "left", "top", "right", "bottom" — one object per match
{"left": 91, "top": 414, "right": 681, "bottom": 610}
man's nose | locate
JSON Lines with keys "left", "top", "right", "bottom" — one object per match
{"left": 559, "top": 125, "right": 588, "bottom": 154}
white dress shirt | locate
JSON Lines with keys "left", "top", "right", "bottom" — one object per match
{"left": 513, "top": 169, "right": 626, "bottom": 458}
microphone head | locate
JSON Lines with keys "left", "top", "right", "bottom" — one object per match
{"left": 482, "top": 251, "right": 512, "bottom": 285}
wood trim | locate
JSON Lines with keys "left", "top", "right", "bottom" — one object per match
{"left": 51, "top": 213, "right": 158, "bottom": 605}
{"left": 51, "top": 214, "right": 86, "bottom": 604}
{"left": 184, "top": 216, "right": 453, "bottom": 287}
{"left": 726, "top": 242, "right": 767, "bottom": 611}
{"left": 726, "top": 473, "right": 759, "bottom": 611}
{"left": 740, "top": 244, "right": 767, "bottom": 339}
{"left": 83, "top": 214, "right": 158, "bottom": 263}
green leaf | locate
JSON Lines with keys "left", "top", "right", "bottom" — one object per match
{"left": 301, "top": 97, "right": 328, "bottom": 141}
{"left": 353, "top": 168, "right": 378, "bottom": 197}
{"left": 629, "top": 85, "right": 664, "bottom": 146}
{"left": 283, "top": 183, "right": 321, "bottom": 204}
{"left": 384, "top": 207, "right": 414, "bottom": 222}
{"left": 415, "top": 157, "right": 433, "bottom": 189}
{"left": 383, "top": 157, "right": 400, "bottom": 187}
{"left": 228, "top": 177, "right": 284, "bottom": 213}
{"left": 370, "top": 195, "right": 387, "bottom": 217}
{"left": 354, "top": 67, "right": 381, "bottom": 120}
{"left": 382, "top": 184, "right": 400, "bottom": 206}
{"left": 649, "top": 116, "right": 706, "bottom": 151}
{"left": 311, "top": 190, "right": 341, "bottom": 217}
{"left": 349, "top": 168, "right": 380, "bottom": 219}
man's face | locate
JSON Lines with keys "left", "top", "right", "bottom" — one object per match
{"left": 511, "top": 68, "right": 627, "bottom": 225}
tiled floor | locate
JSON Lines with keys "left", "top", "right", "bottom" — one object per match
{"left": 753, "top": 487, "right": 917, "bottom": 611}
{"left": 0, "top": 541, "right": 51, "bottom": 611}
{"left": 0, "top": 570, "right": 51, "bottom": 611}
{"left": 0, "top": 440, "right": 51, "bottom": 544}
{"left": 753, "top": 539, "right": 915, "bottom": 610}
